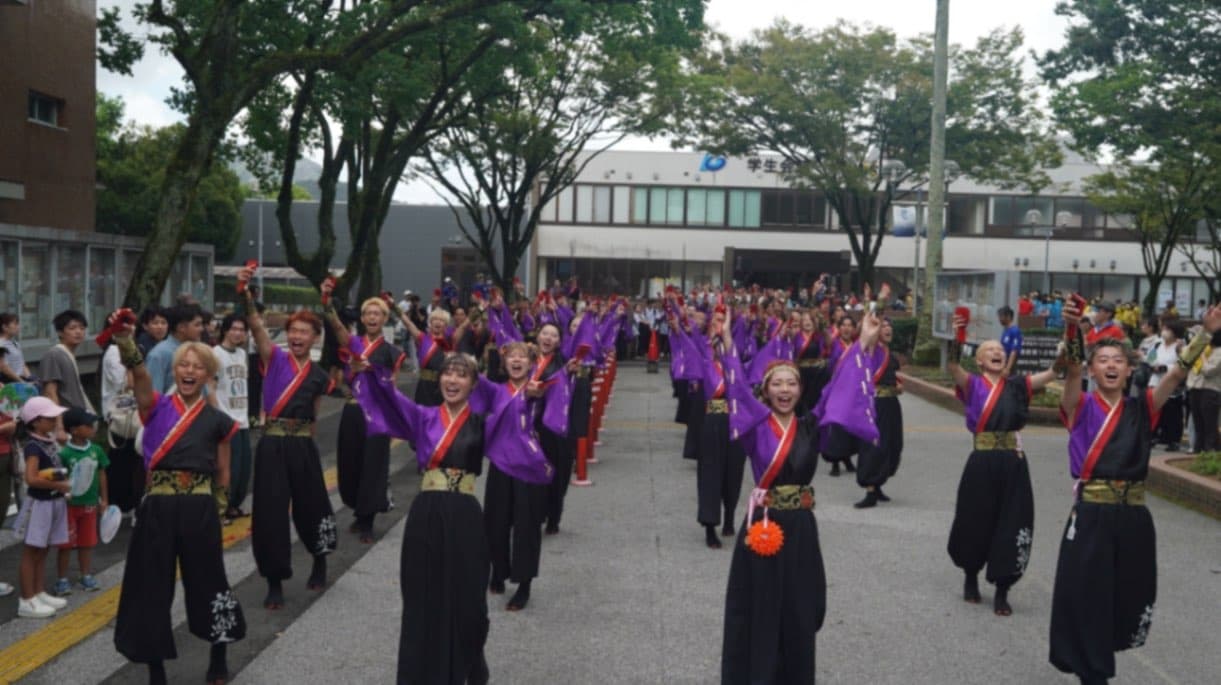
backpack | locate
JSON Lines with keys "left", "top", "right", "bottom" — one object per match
{"left": 107, "top": 390, "right": 142, "bottom": 445}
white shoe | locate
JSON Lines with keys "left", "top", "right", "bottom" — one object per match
{"left": 18, "top": 597, "right": 56, "bottom": 618}
{"left": 36, "top": 592, "right": 67, "bottom": 609}
{"left": 0, "top": 581, "right": 14, "bottom": 597}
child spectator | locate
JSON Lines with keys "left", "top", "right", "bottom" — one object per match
{"left": 0, "top": 408, "right": 15, "bottom": 598}
{"left": 15, "top": 397, "right": 71, "bottom": 618}
{"left": 53, "top": 407, "right": 108, "bottom": 595}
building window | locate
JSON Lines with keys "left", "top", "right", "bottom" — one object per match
{"left": 21, "top": 244, "right": 51, "bottom": 339}
{"left": 687, "top": 189, "right": 726, "bottom": 226}
{"left": 56, "top": 245, "right": 87, "bottom": 315}
{"left": 794, "top": 190, "right": 826, "bottom": 227}
{"left": 28, "top": 92, "right": 62, "bottom": 127}
{"left": 88, "top": 247, "right": 117, "bottom": 329}
{"left": 556, "top": 186, "right": 574, "bottom": 223}
{"left": 191, "top": 254, "right": 211, "bottom": 308}
{"left": 0, "top": 242, "right": 18, "bottom": 316}
{"left": 612, "top": 186, "right": 630, "bottom": 224}
{"left": 592, "top": 186, "right": 611, "bottom": 223}
{"left": 1011, "top": 196, "right": 1053, "bottom": 227}
{"left": 575, "top": 185, "right": 594, "bottom": 223}
{"left": 761, "top": 190, "right": 796, "bottom": 227}
{"left": 632, "top": 187, "right": 649, "bottom": 224}
{"left": 728, "top": 190, "right": 761, "bottom": 228}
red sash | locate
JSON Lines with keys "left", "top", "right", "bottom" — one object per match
{"left": 359, "top": 335, "right": 384, "bottom": 362}
{"left": 148, "top": 395, "right": 207, "bottom": 470}
{"left": 532, "top": 354, "right": 554, "bottom": 383}
{"left": 758, "top": 415, "right": 798, "bottom": 489}
{"left": 1079, "top": 393, "right": 1123, "bottom": 481}
{"left": 712, "top": 360, "right": 726, "bottom": 399}
{"left": 427, "top": 404, "right": 472, "bottom": 470}
{"left": 420, "top": 336, "right": 449, "bottom": 369}
{"left": 974, "top": 375, "right": 1006, "bottom": 435}
{"left": 269, "top": 355, "right": 313, "bottom": 419}
{"left": 798, "top": 332, "right": 818, "bottom": 360}
{"left": 872, "top": 346, "right": 891, "bottom": 385}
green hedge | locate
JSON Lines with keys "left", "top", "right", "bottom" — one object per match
{"left": 214, "top": 278, "right": 321, "bottom": 307}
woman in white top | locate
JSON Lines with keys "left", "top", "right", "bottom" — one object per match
{"left": 1148, "top": 320, "right": 1186, "bottom": 450}
{"left": 102, "top": 341, "right": 145, "bottom": 511}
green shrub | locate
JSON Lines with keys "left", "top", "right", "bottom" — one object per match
{"left": 912, "top": 341, "right": 940, "bottom": 366}
{"left": 1188, "top": 451, "right": 1221, "bottom": 478}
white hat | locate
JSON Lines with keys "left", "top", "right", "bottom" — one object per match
{"left": 20, "top": 396, "right": 67, "bottom": 424}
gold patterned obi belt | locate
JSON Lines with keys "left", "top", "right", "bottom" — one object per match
{"left": 264, "top": 418, "right": 315, "bottom": 437}
{"left": 761, "top": 485, "right": 815, "bottom": 511}
{"left": 418, "top": 368, "right": 440, "bottom": 382}
{"left": 797, "top": 359, "right": 826, "bottom": 369}
{"left": 1079, "top": 480, "right": 1145, "bottom": 506}
{"left": 574, "top": 366, "right": 592, "bottom": 379}
{"left": 973, "top": 431, "right": 1019, "bottom": 451}
{"left": 706, "top": 398, "right": 728, "bottom": 414}
{"left": 875, "top": 385, "right": 900, "bottom": 398}
{"left": 148, "top": 470, "right": 212, "bottom": 496}
{"left": 421, "top": 468, "right": 476, "bottom": 495}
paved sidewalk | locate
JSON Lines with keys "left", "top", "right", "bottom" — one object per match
{"left": 236, "top": 364, "right": 1221, "bottom": 684}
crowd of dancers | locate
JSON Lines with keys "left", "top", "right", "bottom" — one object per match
{"left": 91, "top": 268, "right": 1218, "bottom": 685}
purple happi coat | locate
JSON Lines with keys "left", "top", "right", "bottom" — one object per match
{"left": 811, "top": 339, "right": 881, "bottom": 448}
{"left": 352, "top": 368, "right": 551, "bottom": 484}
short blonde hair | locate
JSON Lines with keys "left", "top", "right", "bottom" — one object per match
{"left": 428, "top": 309, "right": 452, "bottom": 326}
{"left": 172, "top": 341, "right": 219, "bottom": 379}
{"left": 361, "top": 297, "right": 390, "bottom": 317}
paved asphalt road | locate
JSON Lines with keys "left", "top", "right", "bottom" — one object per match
{"left": 4, "top": 363, "right": 1220, "bottom": 684}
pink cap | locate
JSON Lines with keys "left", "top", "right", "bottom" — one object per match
{"left": 20, "top": 396, "right": 68, "bottom": 424}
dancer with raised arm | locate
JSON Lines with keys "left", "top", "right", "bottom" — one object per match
{"left": 239, "top": 266, "right": 337, "bottom": 610}
{"left": 400, "top": 305, "right": 454, "bottom": 407}
{"left": 350, "top": 351, "right": 551, "bottom": 684}
{"left": 854, "top": 316, "right": 904, "bottom": 508}
{"left": 1049, "top": 301, "right": 1221, "bottom": 684}
{"left": 946, "top": 313, "right": 1060, "bottom": 616}
{"left": 320, "top": 281, "right": 406, "bottom": 543}
{"left": 109, "top": 315, "right": 244, "bottom": 685}
{"left": 720, "top": 305, "right": 881, "bottom": 683}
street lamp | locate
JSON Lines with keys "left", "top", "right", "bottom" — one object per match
{"left": 1026, "top": 208, "right": 1072, "bottom": 294}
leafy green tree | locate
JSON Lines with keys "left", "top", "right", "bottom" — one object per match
{"left": 1039, "top": 0, "right": 1220, "bottom": 312}
{"left": 99, "top": 0, "right": 534, "bottom": 310}
{"left": 423, "top": 1, "right": 706, "bottom": 295}
{"left": 677, "top": 22, "right": 1060, "bottom": 287}
{"left": 96, "top": 94, "right": 243, "bottom": 260}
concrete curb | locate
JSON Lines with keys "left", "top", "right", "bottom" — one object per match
{"left": 897, "top": 371, "right": 1062, "bottom": 425}
{"left": 1148, "top": 455, "right": 1221, "bottom": 521}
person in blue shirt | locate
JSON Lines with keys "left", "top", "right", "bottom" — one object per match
{"left": 1046, "top": 296, "right": 1065, "bottom": 330}
{"left": 144, "top": 304, "right": 204, "bottom": 394}
{"left": 998, "top": 306, "right": 1023, "bottom": 376}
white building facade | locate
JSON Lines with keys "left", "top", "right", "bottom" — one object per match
{"left": 532, "top": 150, "right": 1209, "bottom": 313}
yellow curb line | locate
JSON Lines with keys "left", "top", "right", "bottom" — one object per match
{"left": 0, "top": 467, "right": 340, "bottom": 684}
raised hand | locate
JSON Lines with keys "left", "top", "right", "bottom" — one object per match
{"left": 1203, "top": 305, "right": 1221, "bottom": 333}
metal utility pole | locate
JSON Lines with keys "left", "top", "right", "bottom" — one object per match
{"left": 917, "top": 0, "right": 950, "bottom": 352}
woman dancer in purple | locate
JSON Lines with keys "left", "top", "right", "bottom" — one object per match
{"left": 240, "top": 269, "right": 337, "bottom": 610}
{"left": 820, "top": 315, "right": 860, "bottom": 476}
{"left": 854, "top": 317, "right": 904, "bottom": 508}
{"left": 110, "top": 320, "right": 244, "bottom": 685}
{"left": 719, "top": 306, "right": 881, "bottom": 683}
{"left": 946, "top": 316, "right": 1060, "bottom": 616}
{"left": 351, "top": 351, "right": 551, "bottom": 684}
{"left": 1049, "top": 303, "right": 1220, "bottom": 684}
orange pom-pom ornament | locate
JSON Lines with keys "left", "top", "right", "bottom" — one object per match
{"left": 745, "top": 518, "right": 784, "bottom": 556}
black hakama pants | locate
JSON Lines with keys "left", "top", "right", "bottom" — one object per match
{"left": 484, "top": 463, "right": 546, "bottom": 584}
{"left": 820, "top": 425, "right": 860, "bottom": 465}
{"left": 398, "top": 491, "right": 490, "bottom": 685}
{"left": 541, "top": 427, "right": 574, "bottom": 529}
{"left": 1049, "top": 502, "right": 1157, "bottom": 682}
{"left": 722, "top": 507, "right": 826, "bottom": 684}
{"left": 698, "top": 412, "right": 747, "bottom": 527}
{"left": 252, "top": 435, "right": 337, "bottom": 580}
{"left": 569, "top": 374, "right": 593, "bottom": 439}
{"left": 673, "top": 379, "right": 690, "bottom": 425}
{"left": 337, "top": 402, "right": 391, "bottom": 518}
{"left": 947, "top": 449, "right": 1035, "bottom": 585}
{"left": 115, "top": 494, "right": 246, "bottom": 663}
{"left": 105, "top": 436, "right": 145, "bottom": 512}
{"left": 682, "top": 389, "right": 705, "bottom": 462}
{"left": 855, "top": 396, "right": 903, "bottom": 488}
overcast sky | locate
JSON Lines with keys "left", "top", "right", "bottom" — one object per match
{"left": 96, "top": 0, "right": 1073, "bottom": 202}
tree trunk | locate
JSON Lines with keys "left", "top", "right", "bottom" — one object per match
{"left": 122, "top": 113, "right": 220, "bottom": 310}
{"left": 1142, "top": 274, "right": 1163, "bottom": 315}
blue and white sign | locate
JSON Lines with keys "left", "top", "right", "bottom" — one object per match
{"left": 699, "top": 154, "right": 727, "bottom": 172}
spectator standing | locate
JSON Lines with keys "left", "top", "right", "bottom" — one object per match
{"left": 0, "top": 313, "right": 32, "bottom": 382}
{"left": 52, "top": 408, "right": 108, "bottom": 595}
{"left": 1017, "top": 294, "right": 1034, "bottom": 317}
{"left": 1186, "top": 329, "right": 1221, "bottom": 453}
{"left": 1148, "top": 321, "right": 1186, "bottom": 450}
{"left": 214, "top": 315, "right": 253, "bottom": 521}
{"left": 1084, "top": 302, "right": 1126, "bottom": 347}
{"left": 998, "top": 306, "right": 1022, "bottom": 376}
{"left": 145, "top": 304, "right": 204, "bottom": 394}
{"left": 41, "top": 310, "right": 95, "bottom": 441}
{"left": 101, "top": 338, "right": 145, "bottom": 512}
{"left": 135, "top": 307, "right": 168, "bottom": 357}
